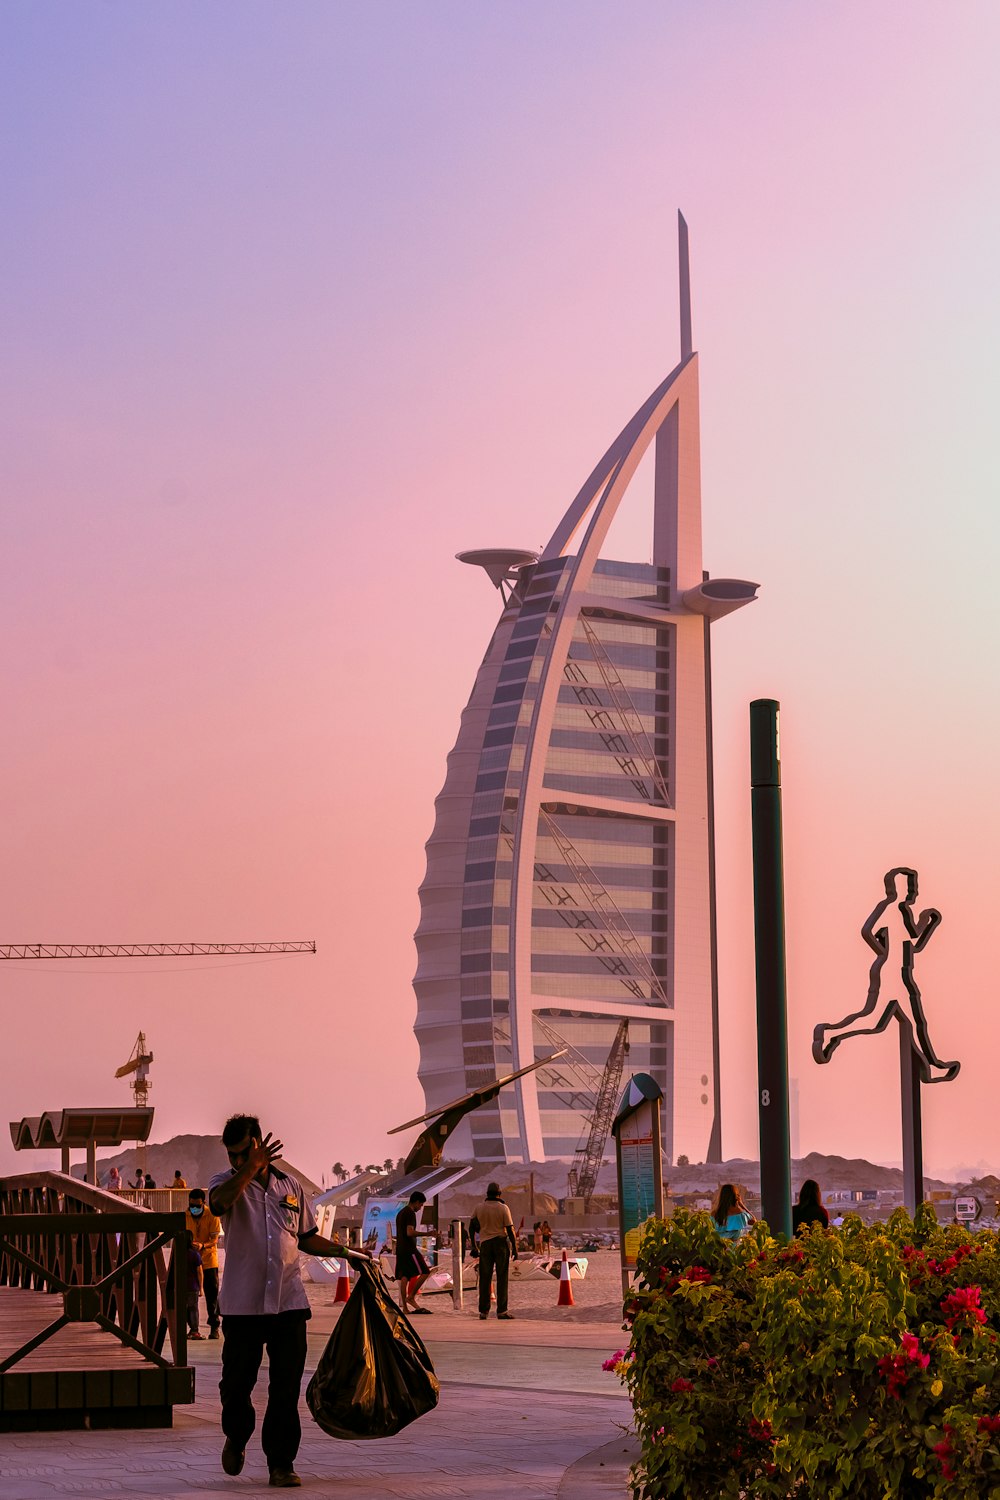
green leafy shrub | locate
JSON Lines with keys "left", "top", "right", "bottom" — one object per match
{"left": 613, "top": 1205, "right": 1000, "bottom": 1498}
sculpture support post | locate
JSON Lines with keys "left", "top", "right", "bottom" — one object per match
{"left": 750, "top": 699, "right": 792, "bottom": 1239}
{"left": 451, "top": 1219, "right": 466, "bottom": 1312}
{"left": 899, "top": 1020, "right": 924, "bottom": 1214}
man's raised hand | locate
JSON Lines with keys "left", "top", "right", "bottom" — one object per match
{"left": 248, "top": 1133, "right": 284, "bottom": 1175}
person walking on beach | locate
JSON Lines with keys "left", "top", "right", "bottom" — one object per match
{"left": 208, "top": 1113, "right": 371, "bottom": 1488}
{"left": 395, "top": 1190, "right": 432, "bottom": 1315}
{"left": 185, "top": 1187, "right": 222, "bottom": 1338}
{"left": 540, "top": 1219, "right": 552, "bottom": 1254}
{"left": 470, "top": 1182, "right": 518, "bottom": 1321}
{"left": 711, "top": 1183, "right": 755, "bottom": 1243}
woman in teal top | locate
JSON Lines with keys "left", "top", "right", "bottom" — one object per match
{"left": 711, "top": 1183, "right": 755, "bottom": 1243}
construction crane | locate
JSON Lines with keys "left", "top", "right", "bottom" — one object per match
{"left": 567, "top": 1019, "right": 630, "bottom": 1208}
{"left": 1, "top": 939, "right": 314, "bottom": 1181}
{"left": 0, "top": 940, "right": 315, "bottom": 960}
{"left": 115, "top": 1031, "right": 154, "bottom": 1108}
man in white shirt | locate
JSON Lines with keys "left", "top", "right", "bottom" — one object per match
{"left": 469, "top": 1182, "right": 518, "bottom": 1321}
{"left": 208, "top": 1113, "right": 370, "bottom": 1489}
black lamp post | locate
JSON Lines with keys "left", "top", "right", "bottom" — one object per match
{"left": 750, "top": 698, "right": 792, "bottom": 1239}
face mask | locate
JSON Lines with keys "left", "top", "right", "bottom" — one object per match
{"left": 189, "top": 1205, "right": 204, "bottom": 1217}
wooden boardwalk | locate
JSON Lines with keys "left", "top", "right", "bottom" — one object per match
{"left": 0, "top": 1287, "right": 194, "bottom": 1428}
{"left": 0, "top": 1285, "right": 150, "bottom": 1367}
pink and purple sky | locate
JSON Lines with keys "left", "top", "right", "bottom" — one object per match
{"left": 3, "top": 3, "right": 999, "bottom": 1184}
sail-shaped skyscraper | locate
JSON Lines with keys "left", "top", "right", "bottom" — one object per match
{"left": 413, "top": 218, "right": 757, "bottom": 1166}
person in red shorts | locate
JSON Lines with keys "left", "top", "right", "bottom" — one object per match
{"left": 395, "top": 1191, "right": 432, "bottom": 1314}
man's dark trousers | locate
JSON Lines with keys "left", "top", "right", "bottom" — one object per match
{"left": 478, "top": 1236, "right": 511, "bottom": 1316}
{"left": 220, "top": 1311, "right": 308, "bottom": 1468}
{"left": 203, "top": 1266, "right": 221, "bottom": 1331}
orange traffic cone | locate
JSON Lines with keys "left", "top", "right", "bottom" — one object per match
{"left": 334, "top": 1258, "right": 351, "bottom": 1304}
{"left": 556, "top": 1249, "right": 574, "bottom": 1307}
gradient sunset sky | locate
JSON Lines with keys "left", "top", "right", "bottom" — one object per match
{"left": 3, "top": 2, "right": 999, "bottom": 1184}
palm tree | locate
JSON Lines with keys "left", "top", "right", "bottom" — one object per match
{"left": 353, "top": 1164, "right": 363, "bottom": 1177}
{"left": 383, "top": 1158, "right": 394, "bottom": 1174}
{"left": 332, "top": 1161, "right": 345, "bottom": 1183}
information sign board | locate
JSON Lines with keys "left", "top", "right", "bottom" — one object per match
{"left": 955, "top": 1196, "right": 981, "bottom": 1223}
{"left": 613, "top": 1074, "right": 664, "bottom": 1294}
{"left": 361, "top": 1195, "right": 407, "bottom": 1253}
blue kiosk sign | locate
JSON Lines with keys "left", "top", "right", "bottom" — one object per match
{"left": 613, "top": 1073, "right": 665, "bottom": 1294}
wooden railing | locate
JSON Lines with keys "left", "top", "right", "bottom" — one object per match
{"left": 0, "top": 1171, "right": 189, "bottom": 1379}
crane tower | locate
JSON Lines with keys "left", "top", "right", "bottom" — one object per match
{"left": 115, "top": 1031, "right": 154, "bottom": 1109}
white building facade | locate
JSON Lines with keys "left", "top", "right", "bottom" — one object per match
{"left": 413, "top": 221, "right": 756, "bottom": 1165}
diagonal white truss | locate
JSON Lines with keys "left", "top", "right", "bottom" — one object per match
{"left": 575, "top": 614, "right": 671, "bottom": 804}
{"left": 537, "top": 808, "right": 668, "bottom": 1005}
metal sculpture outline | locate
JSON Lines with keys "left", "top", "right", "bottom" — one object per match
{"left": 813, "top": 867, "right": 959, "bottom": 1083}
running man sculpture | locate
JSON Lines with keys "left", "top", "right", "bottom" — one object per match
{"left": 813, "top": 867, "right": 959, "bottom": 1083}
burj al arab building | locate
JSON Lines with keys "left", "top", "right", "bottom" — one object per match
{"left": 413, "top": 218, "right": 757, "bottom": 1167}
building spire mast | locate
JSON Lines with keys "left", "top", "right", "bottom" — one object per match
{"left": 678, "top": 210, "right": 693, "bottom": 360}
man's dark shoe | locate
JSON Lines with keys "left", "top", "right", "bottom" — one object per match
{"left": 269, "top": 1468, "right": 302, "bottom": 1488}
{"left": 209, "top": 1328, "right": 220, "bottom": 1340}
{"left": 479, "top": 1312, "right": 488, "bottom": 1320}
{"left": 221, "top": 1439, "right": 245, "bottom": 1475}
{"left": 497, "top": 1312, "right": 515, "bottom": 1320}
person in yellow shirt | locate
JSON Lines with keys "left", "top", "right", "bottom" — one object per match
{"left": 173, "top": 1170, "right": 188, "bottom": 1190}
{"left": 186, "top": 1187, "right": 222, "bottom": 1339}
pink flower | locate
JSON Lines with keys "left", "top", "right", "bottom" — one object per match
{"left": 602, "top": 1350, "right": 626, "bottom": 1371}
{"left": 941, "top": 1285, "right": 987, "bottom": 1332}
{"left": 933, "top": 1424, "right": 957, "bottom": 1482}
{"left": 900, "top": 1332, "right": 931, "bottom": 1369}
{"left": 670, "top": 1377, "right": 694, "bottom": 1393}
{"left": 879, "top": 1333, "right": 929, "bottom": 1398}
{"left": 748, "top": 1417, "right": 775, "bottom": 1446}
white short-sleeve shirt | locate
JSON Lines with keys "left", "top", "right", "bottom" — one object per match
{"left": 208, "top": 1167, "right": 317, "bottom": 1317}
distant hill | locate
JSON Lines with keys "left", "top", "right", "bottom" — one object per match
{"left": 75, "top": 1132, "right": 322, "bottom": 1197}
{"left": 439, "top": 1151, "right": 967, "bottom": 1201}
{"left": 76, "top": 1134, "right": 985, "bottom": 1206}
{"left": 661, "top": 1152, "right": 954, "bottom": 1198}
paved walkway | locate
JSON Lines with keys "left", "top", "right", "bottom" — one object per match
{"left": 0, "top": 1318, "right": 638, "bottom": 1499}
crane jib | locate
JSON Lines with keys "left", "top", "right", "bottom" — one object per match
{"left": 0, "top": 941, "right": 316, "bottom": 960}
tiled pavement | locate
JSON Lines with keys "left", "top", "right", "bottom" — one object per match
{"left": 0, "top": 1324, "right": 638, "bottom": 1499}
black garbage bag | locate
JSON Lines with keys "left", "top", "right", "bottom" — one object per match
{"left": 306, "top": 1259, "right": 440, "bottom": 1439}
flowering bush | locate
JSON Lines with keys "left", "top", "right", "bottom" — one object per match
{"left": 615, "top": 1205, "right": 1000, "bottom": 1498}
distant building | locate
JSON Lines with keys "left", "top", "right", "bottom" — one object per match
{"left": 413, "top": 218, "right": 757, "bottom": 1166}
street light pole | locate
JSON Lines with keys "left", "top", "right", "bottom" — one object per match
{"left": 750, "top": 698, "right": 792, "bottom": 1239}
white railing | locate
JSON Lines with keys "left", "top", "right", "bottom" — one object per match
{"left": 113, "top": 1187, "right": 196, "bottom": 1214}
